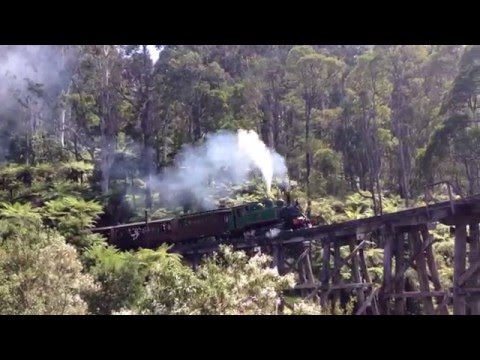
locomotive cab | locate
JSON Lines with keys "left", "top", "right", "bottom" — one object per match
{"left": 279, "top": 203, "right": 312, "bottom": 230}
{"left": 262, "top": 198, "right": 274, "bottom": 208}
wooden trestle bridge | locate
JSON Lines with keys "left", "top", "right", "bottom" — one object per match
{"left": 173, "top": 194, "right": 480, "bottom": 315}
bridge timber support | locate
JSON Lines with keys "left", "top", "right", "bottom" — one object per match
{"left": 176, "top": 195, "right": 480, "bottom": 315}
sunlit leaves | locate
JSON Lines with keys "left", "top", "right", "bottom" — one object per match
{"left": 0, "top": 220, "right": 96, "bottom": 315}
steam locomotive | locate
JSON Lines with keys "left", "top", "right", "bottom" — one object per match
{"left": 92, "top": 197, "right": 312, "bottom": 250}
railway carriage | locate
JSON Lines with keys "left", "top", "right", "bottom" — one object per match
{"left": 172, "top": 208, "right": 232, "bottom": 242}
{"left": 94, "top": 217, "right": 174, "bottom": 250}
{"left": 92, "top": 197, "right": 311, "bottom": 250}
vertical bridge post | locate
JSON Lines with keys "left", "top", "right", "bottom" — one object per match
{"left": 454, "top": 224, "right": 467, "bottom": 315}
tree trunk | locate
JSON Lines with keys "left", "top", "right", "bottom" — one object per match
{"left": 391, "top": 80, "right": 411, "bottom": 207}
{"left": 305, "top": 98, "right": 312, "bottom": 218}
{"left": 141, "top": 102, "right": 154, "bottom": 210}
{"left": 191, "top": 100, "right": 202, "bottom": 142}
{"left": 261, "top": 96, "right": 275, "bottom": 149}
{"left": 99, "top": 45, "right": 115, "bottom": 194}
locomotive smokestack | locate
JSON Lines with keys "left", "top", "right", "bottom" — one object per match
{"left": 277, "top": 179, "right": 291, "bottom": 205}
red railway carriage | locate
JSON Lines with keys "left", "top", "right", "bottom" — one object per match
{"left": 170, "top": 208, "right": 231, "bottom": 242}
{"left": 93, "top": 208, "right": 232, "bottom": 249}
{"left": 93, "top": 217, "right": 174, "bottom": 250}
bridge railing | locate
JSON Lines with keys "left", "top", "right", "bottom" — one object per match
{"left": 424, "top": 180, "right": 458, "bottom": 217}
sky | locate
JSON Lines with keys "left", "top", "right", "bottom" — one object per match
{"left": 147, "top": 45, "right": 161, "bottom": 63}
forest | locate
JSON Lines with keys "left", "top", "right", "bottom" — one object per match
{"left": 0, "top": 45, "right": 478, "bottom": 315}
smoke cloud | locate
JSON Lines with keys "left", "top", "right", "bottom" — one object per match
{"left": 149, "top": 129, "right": 289, "bottom": 210}
{"left": 0, "top": 45, "right": 76, "bottom": 160}
{"left": 0, "top": 46, "right": 73, "bottom": 107}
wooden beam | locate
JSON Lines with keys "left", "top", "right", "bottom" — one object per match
{"left": 382, "top": 232, "right": 394, "bottom": 294}
{"left": 359, "top": 247, "right": 379, "bottom": 315}
{"left": 394, "top": 232, "right": 405, "bottom": 315}
{"left": 329, "top": 239, "right": 367, "bottom": 283}
{"left": 341, "top": 240, "right": 367, "bottom": 266}
{"left": 277, "top": 244, "right": 286, "bottom": 276}
{"left": 468, "top": 223, "right": 480, "bottom": 314}
{"left": 454, "top": 224, "right": 467, "bottom": 315}
{"left": 355, "top": 287, "right": 380, "bottom": 315}
{"left": 410, "top": 230, "right": 435, "bottom": 315}
{"left": 458, "top": 288, "right": 480, "bottom": 294}
{"left": 272, "top": 245, "right": 279, "bottom": 270}
{"left": 294, "top": 282, "right": 372, "bottom": 291}
{"left": 294, "top": 247, "right": 309, "bottom": 267}
{"left": 282, "top": 259, "right": 294, "bottom": 273}
{"left": 458, "top": 258, "right": 480, "bottom": 287}
{"left": 294, "top": 246, "right": 309, "bottom": 298}
{"left": 387, "top": 291, "right": 446, "bottom": 299}
{"left": 378, "top": 231, "right": 394, "bottom": 314}
{"left": 350, "top": 238, "right": 365, "bottom": 309}
{"left": 275, "top": 246, "right": 286, "bottom": 314}
{"left": 301, "top": 243, "right": 316, "bottom": 288}
{"left": 440, "top": 214, "right": 480, "bottom": 226}
{"left": 332, "top": 242, "right": 342, "bottom": 313}
{"left": 297, "top": 263, "right": 307, "bottom": 297}
{"left": 191, "top": 253, "right": 200, "bottom": 272}
{"left": 435, "top": 292, "right": 451, "bottom": 315}
{"left": 393, "top": 233, "right": 435, "bottom": 286}
{"left": 420, "top": 225, "right": 448, "bottom": 315}
{"left": 320, "top": 239, "right": 331, "bottom": 307}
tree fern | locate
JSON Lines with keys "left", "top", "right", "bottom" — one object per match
{"left": 0, "top": 202, "right": 42, "bottom": 227}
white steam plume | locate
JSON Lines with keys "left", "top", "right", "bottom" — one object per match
{"left": 148, "top": 129, "right": 288, "bottom": 210}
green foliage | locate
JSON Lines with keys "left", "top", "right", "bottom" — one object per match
{"left": 137, "top": 249, "right": 202, "bottom": 315}
{"left": 431, "top": 224, "right": 455, "bottom": 288}
{"left": 135, "top": 246, "right": 322, "bottom": 315}
{"left": 44, "top": 181, "right": 90, "bottom": 201}
{"left": 0, "top": 202, "right": 42, "bottom": 228}
{"left": 0, "top": 220, "right": 96, "bottom": 315}
{"left": 83, "top": 243, "right": 186, "bottom": 315}
{"left": 344, "top": 192, "right": 375, "bottom": 219}
{"left": 44, "top": 196, "right": 103, "bottom": 228}
{"left": 83, "top": 245, "right": 145, "bottom": 314}
{"left": 43, "top": 197, "right": 103, "bottom": 249}
{"left": 60, "top": 161, "right": 94, "bottom": 181}
{"left": 418, "top": 113, "right": 470, "bottom": 182}
{"left": 0, "top": 45, "right": 477, "bottom": 314}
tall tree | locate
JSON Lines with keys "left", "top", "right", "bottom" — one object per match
{"left": 286, "top": 46, "right": 345, "bottom": 216}
{"left": 343, "top": 50, "right": 390, "bottom": 214}
{"left": 69, "top": 45, "right": 126, "bottom": 194}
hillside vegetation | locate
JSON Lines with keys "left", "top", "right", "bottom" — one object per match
{"left": 1, "top": 45, "right": 479, "bottom": 314}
